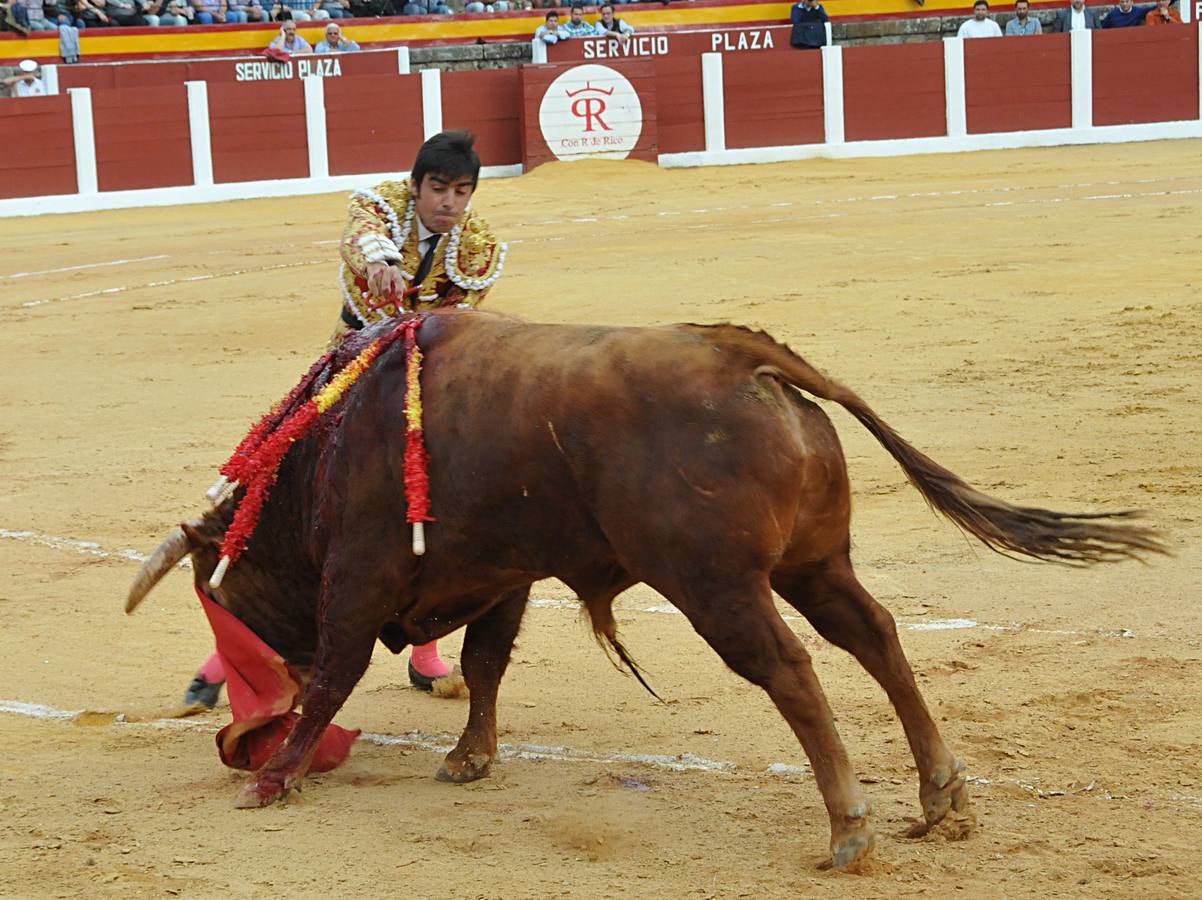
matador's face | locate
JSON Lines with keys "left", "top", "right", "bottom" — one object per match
{"left": 413, "top": 173, "right": 475, "bottom": 234}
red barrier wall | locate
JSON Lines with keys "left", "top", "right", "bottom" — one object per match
{"left": 92, "top": 85, "right": 192, "bottom": 192}
{"left": 843, "top": 42, "right": 946, "bottom": 142}
{"left": 207, "top": 81, "right": 309, "bottom": 183}
{"left": 0, "top": 95, "right": 76, "bottom": 199}
{"left": 1094, "top": 27, "right": 1200, "bottom": 127}
{"left": 724, "top": 51, "right": 824, "bottom": 149}
{"left": 443, "top": 68, "right": 523, "bottom": 167}
{"left": 654, "top": 57, "right": 705, "bottom": 153}
{"left": 965, "top": 33, "right": 1071, "bottom": 134}
{"left": 325, "top": 74, "right": 422, "bottom": 177}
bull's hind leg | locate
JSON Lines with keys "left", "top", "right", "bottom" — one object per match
{"left": 666, "top": 574, "right": 875, "bottom": 869}
{"left": 437, "top": 586, "right": 531, "bottom": 784}
{"left": 771, "top": 556, "right": 971, "bottom": 837}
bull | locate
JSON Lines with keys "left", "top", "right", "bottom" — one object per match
{"left": 127, "top": 310, "right": 1164, "bottom": 869}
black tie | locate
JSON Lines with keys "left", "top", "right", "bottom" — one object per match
{"left": 413, "top": 235, "right": 440, "bottom": 287}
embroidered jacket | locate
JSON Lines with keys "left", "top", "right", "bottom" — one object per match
{"left": 339, "top": 179, "right": 505, "bottom": 326}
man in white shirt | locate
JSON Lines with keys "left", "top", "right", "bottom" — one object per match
{"left": 3, "top": 59, "right": 47, "bottom": 98}
{"left": 957, "top": 0, "right": 1003, "bottom": 36}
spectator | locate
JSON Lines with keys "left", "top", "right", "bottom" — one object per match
{"left": 12, "top": 0, "right": 59, "bottom": 30}
{"left": 595, "top": 2, "right": 633, "bottom": 44}
{"left": 315, "top": 19, "right": 358, "bottom": 50}
{"left": 272, "top": 0, "right": 329, "bottom": 20}
{"left": 146, "top": 0, "right": 191, "bottom": 23}
{"left": 560, "top": 2, "right": 593, "bottom": 36}
{"left": 347, "top": 0, "right": 387, "bottom": 16}
{"left": 1144, "top": 0, "right": 1181, "bottom": 22}
{"left": 957, "top": 0, "right": 1003, "bottom": 36}
{"left": 1004, "top": 0, "right": 1041, "bottom": 32}
{"left": 317, "top": 0, "right": 349, "bottom": 17}
{"left": 3, "top": 58, "right": 47, "bottom": 96}
{"left": 268, "top": 17, "right": 312, "bottom": 51}
{"left": 1102, "top": 0, "right": 1152, "bottom": 26}
{"left": 105, "top": 0, "right": 145, "bottom": 23}
{"left": 191, "top": 0, "right": 227, "bottom": 21}
{"left": 534, "top": 8, "right": 566, "bottom": 43}
{"left": 789, "top": 0, "right": 829, "bottom": 49}
{"left": 3, "top": 0, "right": 31, "bottom": 34}
{"left": 1052, "top": 0, "right": 1100, "bottom": 29}
{"left": 463, "top": 0, "right": 506, "bottom": 11}
{"left": 223, "top": 0, "right": 262, "bottom": 22}
{"left": 74, "top": 0, "right": 111, "bottom": 27}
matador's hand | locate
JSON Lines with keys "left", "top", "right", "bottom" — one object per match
{"left": 366, "top": 261, "right": 410, "bottom": 301}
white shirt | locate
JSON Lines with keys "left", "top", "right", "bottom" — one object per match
{"left": 957, "top": 17, "right": 1003, "bottom": 37}
{"left": 14, "top": 77, "right": 47, "bottom": 98}
{"left": 1070, "top": 7, "right": 1086, "bottom": 28}
{"left": 415, "top": 218, "right": 446, "bottom": 262}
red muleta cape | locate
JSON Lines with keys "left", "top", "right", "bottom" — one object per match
{"left": 197, "top": 588, "right": 359, "bottom": 773}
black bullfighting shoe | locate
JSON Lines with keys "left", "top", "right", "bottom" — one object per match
{"left": 184, "top": 676, "right": 225, "bottom": 709}
{"left": 408, "top": 660, "right": 437, "bottom": 691}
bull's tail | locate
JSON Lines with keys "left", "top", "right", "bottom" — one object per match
{"left": 712, "top": 326, "right": 1169, "bottom": 565}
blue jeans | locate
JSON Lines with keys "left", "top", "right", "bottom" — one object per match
{"left": 225, "top": 8, "right": 249, "bottom": 21}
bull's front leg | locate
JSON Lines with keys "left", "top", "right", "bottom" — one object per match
{"left": 235, "top": 601, "right": 383, "bottom": 808}
{"left": 436, "top": 586, "right": 531, "bottom": 783}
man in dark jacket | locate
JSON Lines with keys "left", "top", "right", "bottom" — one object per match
{"left": 1052, "top": 0, "right": 1100, "bottom": 29}
{"left": 1101, "top": 0, "right": 1153, "bottom": 26}
{"left": 790, "top": 0, "right": 829, "bottom": 48}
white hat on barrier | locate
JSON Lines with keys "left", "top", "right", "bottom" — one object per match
{"left": 18, "top": 59, "right": 38, "bottom": 73}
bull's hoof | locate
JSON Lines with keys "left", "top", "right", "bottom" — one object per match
{"left": 435, "top": 752, "right": 493, "bottom": 784}
{"left": 828, "top": 830, "right": 875, "bottom": 870}
{"left": 908, "top": 760, "right": 974, "bottom": 838}
{"left": 233, "top": 776, "right": 289, "bottom": 809}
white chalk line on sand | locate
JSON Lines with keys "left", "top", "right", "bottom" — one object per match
{"left": 4, "top": 700, "right": 1198, "bottom": 811}
{"left": 1, "top": 254, "right": 170, "bottom": 280}
{"left": 15, "top": 259, "right": 327, "bottom": 310}
{"left": 0, "top": 526, "right": 1139, "bottom": 641}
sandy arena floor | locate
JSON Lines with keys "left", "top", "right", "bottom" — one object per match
{"left": 1, "top": 143, "right": 1200, "bottom": 898}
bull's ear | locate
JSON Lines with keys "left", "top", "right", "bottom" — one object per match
{"left": 180, "top": 522, "right": 205, "bottom": 550}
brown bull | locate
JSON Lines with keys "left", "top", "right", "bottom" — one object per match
{"left": 127, "top": 310, "right": 1164, "bottom": 869}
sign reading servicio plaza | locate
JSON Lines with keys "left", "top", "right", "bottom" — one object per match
{"left": 545, "top": 25, "right": 789, "bottom": 63}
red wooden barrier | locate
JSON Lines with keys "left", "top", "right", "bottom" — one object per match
{"left": 0, "top": 95, "right": 76, "bottom": 199}
{"left": 207, "top": 80, "right": 309, "bottom": 183}
{"left": 654, "top": 57, "right": 705, "bottom": 154}
{"left": 843, "top": 42, "right": 946, "bottom": 142}
{"left": 1093, "top": 26, "right": 1200, "bottom": 127}
{"left": 965, "top": 33, "right": 1071, "bottom": 134}
{"left": 443, "top": 68, "right": 523, "bottom": 167}
{"left": 723, "top": 51, "right": 824, "bottom": 149}
{"left": 92, "top": 85, "right": 192, "bottom": 192}
{"left": 325, "top": 74, "right": 422, "bottom": 177}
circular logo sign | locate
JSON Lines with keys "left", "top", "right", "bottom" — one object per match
{"left": 538, "top": 63, "right": 643, "bottom": 162}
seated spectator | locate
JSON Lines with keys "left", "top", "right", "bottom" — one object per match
{"left": 2, "top": 0, "right": 30, "bottom": 34}
{"left": 315, "top": 19, "right": 358, "bottom": 50}
{"left": 153, "top": 0, "right": 191, "bottom": 23}
{"left": 463, "top": 0, "right": 506, "bottom": 11}
{"left": 1102, "top": 0, "right": 1152, "bottom": 25}
{"left": 790, "top": 0, "right": 829, "bottom": 49}
{"left": 1004, "top": 0, "right": 1041, "bottom": 32}
{"left": 1144, "top": 0, "right": 1181, "bottom": 22}
{"left": 3, "top": 58, "right": 47, "bottom": 96}
{"left": 317, "top": 0, "right": 349, "bottom": 16}
{"left": 957, "top": 0, "right": 1003, "bottom": 36}
{"left": 594, "top": 2, "right": 632, "bottom": 43}
{"left": 268, "top": 17, "right": 312, "bottom": 51}
{"left": 271, "top": 0, "right": 329, "bottom": 20}
{"left": 534, "top": 9, "right": 566, "bottom": 43}
{"left": 1052, "top": 0, "right": 1100, "bottom": 28}
{"left": 224, "top": 0, "right": 264, "bottom": 22}
{"left": 74, "top": 0, "right": 111, "bottom": 27}
{"left": 560, "top": 2, "right": 593, "bottom": 36}
{"left": 105, "top": 0, "right": 144, "bottom": 23}
{"left": 11, "top": 0, "right": 60, "bottom": 30}
{"left": 347, "top": 0, "right": 387, "bottom": 16}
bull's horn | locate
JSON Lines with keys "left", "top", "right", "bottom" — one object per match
{"left": 125, "top": 524, "right": 193, "bottom": 614}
